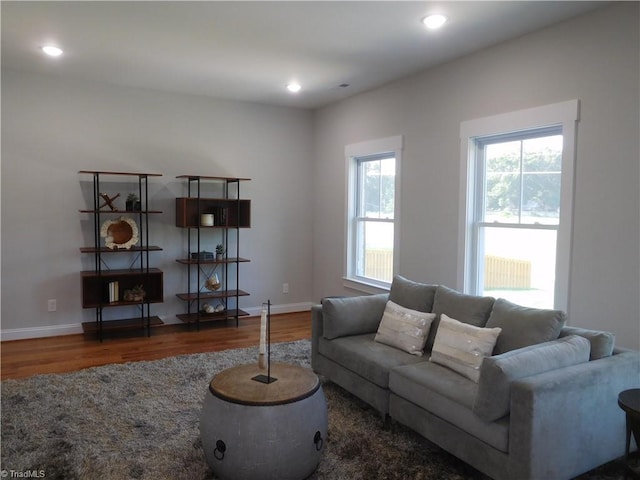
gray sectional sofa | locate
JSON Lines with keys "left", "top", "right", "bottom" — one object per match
{"left": 311, "top": 276, "right": 640, "bottom": 480}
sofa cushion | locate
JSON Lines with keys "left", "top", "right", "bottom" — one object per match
{"left": 486, "top": 298, "right": 566, "bottom": 354}
{"left": 426, "top": 286, "right": 495, "bottom": 353}
{"left": 318, "top": 333, "right": 426, "bottom": 388}
{"left": 388, "top": 275, "right": 437, "bottom": 312}
{"left": 429, "top": 314, "right": 502, "bottom": 382}
{"left": 473, "top": 335, "right": 591, "bottom": 422}
{"left": 559, "top": 326, "right": 615, "bottom": 360}
{"left": 374, "top": 301, "right": 436, "bottom": 356}
{"left": 389, "top": 361, "right": 509, "bottom": 452}
{"left": 322, "top": 294, "right": 388, "bottom": 340}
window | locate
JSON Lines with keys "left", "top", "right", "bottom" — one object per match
{"left": 345, "top": 136, "right": 402, "bottom": 292}
{"left": 475, "top": 129, "right": 562, "bottom": 307}
{"left": 459, "top": 101, "right": 578, "bottom": 310}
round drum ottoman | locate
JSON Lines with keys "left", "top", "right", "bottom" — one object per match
{"left": 200, "top": 362, "right": 327, "bottom": 480}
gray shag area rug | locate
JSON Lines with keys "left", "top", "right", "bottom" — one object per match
{"left": 1, "top": 340, "right": 626, "bottom": 480}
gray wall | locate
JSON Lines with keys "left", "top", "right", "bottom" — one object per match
{"left": 1, "top": 70, "right": 314, "bottom": 337}
{"left": 313, "top": 3, "right": 640, "bottom": 348}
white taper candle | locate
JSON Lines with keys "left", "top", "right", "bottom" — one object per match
{"left": 259, "top": 305, "right": 267, "bottom": 355}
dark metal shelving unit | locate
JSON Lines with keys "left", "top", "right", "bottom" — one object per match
{"left": 78, "top": 170, "right": 164, "bottom": 341}
{"left": 175, "top": 175, "right": 251, "bottom": 330}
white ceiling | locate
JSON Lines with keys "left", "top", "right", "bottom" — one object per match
{"left": 2, "top": 1, "right": 607, "bottom": 109}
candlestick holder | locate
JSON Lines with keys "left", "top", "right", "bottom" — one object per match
{"left": 252, "top": 300, "right": 277, "bottom": 384}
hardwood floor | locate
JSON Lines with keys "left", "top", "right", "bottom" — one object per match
{"left": 1, "top": 312, "right": 311, "bottom": 380}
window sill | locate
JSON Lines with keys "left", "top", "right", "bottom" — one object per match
{"left": 342, "top": 277, "right": 390, "bottom": 295}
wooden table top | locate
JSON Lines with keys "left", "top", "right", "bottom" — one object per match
{"left": 619, "top": 388, "right": 640, "bottom": 415}
{"left": 209, "top": 362, "right": 319, "bottom": 406}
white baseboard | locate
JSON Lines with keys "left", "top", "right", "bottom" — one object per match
{"left": 1, "top": 323, "right": 84, "bottom": 342}
{"left": 0, "top": 302, "right": 313, "bottom": 341}
{"left": 242, "top": 302, "right": 313, "bottom": 317}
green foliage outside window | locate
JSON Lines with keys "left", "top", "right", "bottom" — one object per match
{"left": 484, "top": 136, "right": 562, "bottom": 223}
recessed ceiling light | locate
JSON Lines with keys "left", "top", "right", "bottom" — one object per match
{"left": 286, "top": 82, "right": 301, "bottom": 93}
{"left": 41, "top": 45, "right": 63, "bottom": 57}
{"left": 422, "top": 14, "right": 447, "bottom": 30}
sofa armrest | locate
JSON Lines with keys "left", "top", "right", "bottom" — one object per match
{"left": 320, "top": 294, "right": 389, "bottom": 340}
{"left": 311, "top": 304, "right": 323, "bottom": 368}
{"left": 311, "top": 294, "right": 389, "bottom": 373}
{"left": 508, "top": 349, "right": 640, "bottom": 480}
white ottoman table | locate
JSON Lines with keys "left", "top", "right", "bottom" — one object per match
{"left": 200, "top": 362, "right": 327, "bottom": 480}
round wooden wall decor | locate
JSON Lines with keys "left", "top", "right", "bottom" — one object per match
{"left": 100, "top": 216, "right": 139, "bottom": 249}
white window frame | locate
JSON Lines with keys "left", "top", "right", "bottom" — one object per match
{"left": 344, "top": 135, "right": 403, "bottom": 294}
{"left": 459, "top": 100, "right": 579, "bottom": 311}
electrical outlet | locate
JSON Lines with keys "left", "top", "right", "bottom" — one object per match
{"left": 47, "top": 299, "right": 57, "bottom": 312}
{"left": 282, "top": 283, "right": 289, "bottom": 294}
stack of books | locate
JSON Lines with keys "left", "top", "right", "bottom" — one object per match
{"left": 108, "top": 281, "right": 119, "bottom": 303}
{"left": 211, "top": 207, "right": 228, "bottom": 226}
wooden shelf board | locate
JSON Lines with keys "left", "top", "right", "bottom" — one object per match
{"left": 176, "top": 309, "right": 250, "bottom": 324}
{"left": 79, "top": 170, "right": 162, "bottom": 177}
{"left": 176, "top": 290, "right": 250, "bottom": 301}
{"left": 82, "top": 299, "right": 164, "bottom": 309}
{"left": 81, "top": 316, "right": 163, "bottom": 333}
{"left": 177, "top": 197, "right": 244, "bottom": 201}
{"left": 79, "top": 210, "right": 163, "bottom": 214}
{"left": 80, "top": 246, "right": 163, "bottom": 253}
{"left": 81, "top": 267, "right": 162, "bottom": 278}
{"left": 175, "top": 257, "right": 250, "bottom": 265}
{"left": 176, "top": 175, "right": 250, "bottom": 182}
{"left": 178, "top": 225, "right": 250, "bottom": 229}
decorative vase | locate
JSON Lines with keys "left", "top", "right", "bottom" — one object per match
{"left": 205, "top": 273, "right": 221, "bottom": 291}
